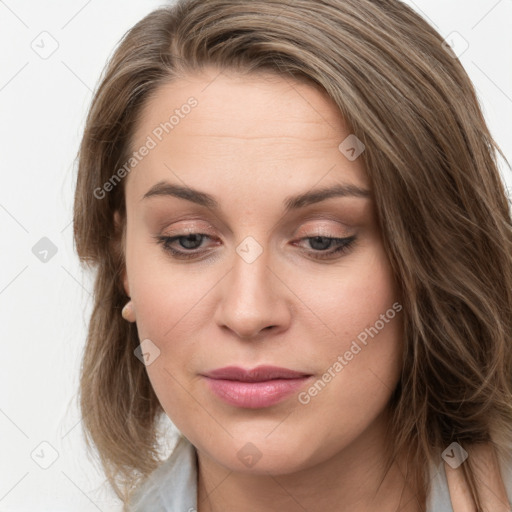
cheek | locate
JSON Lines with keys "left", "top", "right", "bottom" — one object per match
{"left": 125, "top": 226, "right": 214, "bottom": 344}
{"left": 294, "top": 245, "right": 403, "bottom": 407}
{"left": 295, "top": 240, "right": 400, "bottom": 351}
{"left": 125, "top": 247, "right": 227, "bottom": 421}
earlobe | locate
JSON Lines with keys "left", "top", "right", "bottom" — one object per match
{"left": 121, "top": 300, "right": 136, "bottom": 322}
{"left": 114, "top": 210, "right": 123, "bottom": 233}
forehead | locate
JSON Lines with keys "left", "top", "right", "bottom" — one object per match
{"left": 126, "top": 68, "right": 369, "bottom": 202}
{"left": 135, "top": 67, "right": 348, "bottom": 137}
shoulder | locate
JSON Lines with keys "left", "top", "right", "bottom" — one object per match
{"left": 127, "top": 435, "right": 198, "bottom": 512}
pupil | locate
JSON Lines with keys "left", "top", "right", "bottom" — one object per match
{"left": 181, "top": 234, "right": 201, "bottom": 249}
{"left": 310, "top": 236, "right": 331, "bottom": 250}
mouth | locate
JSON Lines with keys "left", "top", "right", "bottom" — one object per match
{"left": 201, "top": 365, "right": 313, "bottom": 409}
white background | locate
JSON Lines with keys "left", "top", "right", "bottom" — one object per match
{"left": 1, "top": 1, "right": 511, "bottom": 510}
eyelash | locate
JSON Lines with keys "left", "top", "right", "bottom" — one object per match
{"left": 154, "top": 233, "right": 357, "bottom": 261}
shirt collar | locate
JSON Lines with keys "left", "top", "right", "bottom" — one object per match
{"left": 129, "top": 434, "right": 198, "bottom": 511}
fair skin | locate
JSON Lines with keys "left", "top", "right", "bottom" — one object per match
{"left": 116, "top": 66, "right": 423, "bottom": 511}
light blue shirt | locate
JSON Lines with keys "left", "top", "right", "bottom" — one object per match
{"left": 128, "top": 435, "right": 512, "bottom": 511}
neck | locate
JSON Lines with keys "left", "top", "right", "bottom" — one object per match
{"left": 196, "top": 409, "right": 422, "bottom": 512}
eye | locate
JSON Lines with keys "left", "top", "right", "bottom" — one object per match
{"left": 154, "top": 233, "right": 215, "bottom": 260}
{"left": 153, "top": 233, "right": 358, "bottom": 261}
{"left": 294, "top": 235, "right": 357, "bottom": 260}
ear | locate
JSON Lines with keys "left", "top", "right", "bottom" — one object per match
{"left": 114, "top": 210, "right": 130, "bottom": 297}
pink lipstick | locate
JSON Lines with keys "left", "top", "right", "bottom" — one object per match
{"left": 202, "top": 365, "right": 312, "bottom": 409}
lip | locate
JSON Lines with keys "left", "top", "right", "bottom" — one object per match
{"left": 202, "top": 365, "right": 313, "bottom": 409}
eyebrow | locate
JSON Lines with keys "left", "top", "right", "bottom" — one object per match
{"left": 141, "top": 180, "right": 371, "bottom": 211}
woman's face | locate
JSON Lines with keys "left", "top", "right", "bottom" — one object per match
{"left": 119, "top": 67, "right": 404, "bottom": 474}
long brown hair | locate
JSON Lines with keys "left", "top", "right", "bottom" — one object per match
{"left": 73, "top": 0, "right": 512, "bottom": 508}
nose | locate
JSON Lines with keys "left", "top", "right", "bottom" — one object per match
{"left": 213, "top": 246, "right": 292, "bottom": 340}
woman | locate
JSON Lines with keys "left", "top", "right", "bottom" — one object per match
{"left": 73, "top": 0, "right": 512, "bottom": 510}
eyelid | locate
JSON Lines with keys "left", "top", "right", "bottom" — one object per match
{"left": 159, "top": 214, "right": 355, "bottom": 239}
{"left": 150, "top": 210, "right": 231, "bottom": 237}
{"left": 293, "top": 219, "right": 352, "bottom": 237}
{"left": 161, "top": 221, "right": 217, "bottom": 237}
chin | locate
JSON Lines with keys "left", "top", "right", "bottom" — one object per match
{"left": 199, "top": 429, "right": 323, "bottom": 475}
